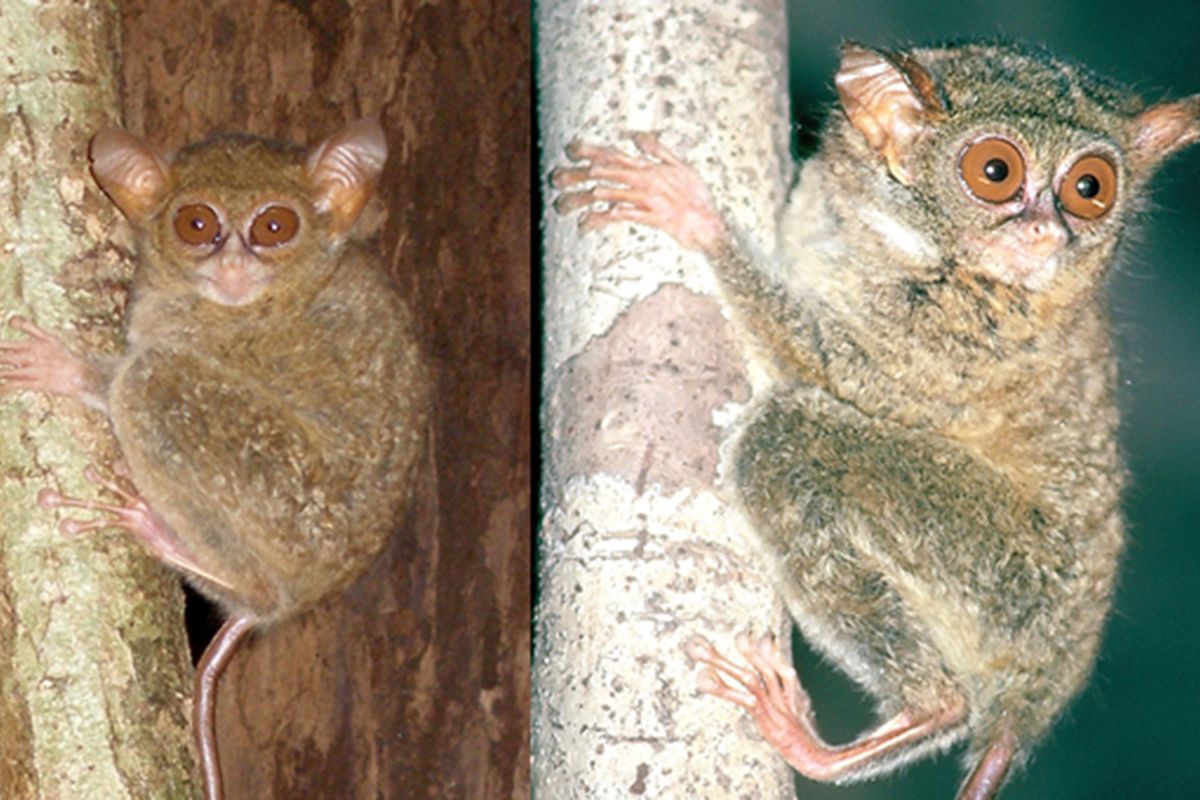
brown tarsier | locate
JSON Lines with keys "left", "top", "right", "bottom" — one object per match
{"left": 0, "top": 119, "right": 428, "bottom": 799}
{"left": 552, "top": 41, "right": 1200, "bottom": 798}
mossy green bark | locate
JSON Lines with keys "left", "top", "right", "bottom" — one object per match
{"left": 0, "top": 1, "right": 199, "bottom": 797}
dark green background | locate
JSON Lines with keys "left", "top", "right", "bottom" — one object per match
{"left": 782, "top": 1, "right": 1200, "bottom": 798}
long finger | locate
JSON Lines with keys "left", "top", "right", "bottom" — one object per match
{"left": 7, "top": 316, "right": 53, "bottom": 341}
{"left": 565, "top": 140, "right": 648, "bottom": 169}
{"left": 632, "top": 131, "right": 685, "bottom": 165}
{"left": 686, "top": 634, "right": 761, "bottom": 689}
{"left": 696, "top": 666, "right": 758, "bottom": 711}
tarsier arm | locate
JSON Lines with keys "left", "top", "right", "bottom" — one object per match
{"left": 553, "top": 133, "right": 834, "bottom": 386}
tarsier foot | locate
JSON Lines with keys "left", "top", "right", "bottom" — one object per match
{"left": 551, "top": 132, "right": 729, "bottom": 256}
{"left": 37, "top": 464, "right": 232, "bottom": 590}
{"left": 0, "top": 317, "right": 99, "bottom": 404}
{"left": 686, "top": 632, "right": 966, "bottom": 782}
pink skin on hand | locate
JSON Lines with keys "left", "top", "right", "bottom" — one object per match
{"left": 551, "top": 132, "right": 730, "bottom": 257}
{"left": 686, "top": 632, "right": 964, "bottom": 783}
{"left": 0, "top": 317, "right": 103, "bottom": 408}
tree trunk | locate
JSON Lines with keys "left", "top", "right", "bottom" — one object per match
{"left": 535, "top": 1, "right": 793, "bottom": 796}
{"left": 0, "top": 1, "right": 200, "bottom": 797}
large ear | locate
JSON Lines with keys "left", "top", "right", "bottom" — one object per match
{"left": 835, "top": 43, "right": 946, "bottom": 184}
{"left": 1129, "top": 96, "right": 1200, "bottom": 172}
{"left": 89, "top": 128, "right": 171, "bottom": 223}
{"left": 306, "top": 118, "right": 388, "bottom": 234}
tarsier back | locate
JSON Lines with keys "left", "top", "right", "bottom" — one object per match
{"left": 553, "top": 40, "right": 1199, "bottom": 798}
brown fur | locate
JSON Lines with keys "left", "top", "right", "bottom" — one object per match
{"left": 102, "top": 127, "right": 428, "bottom": 621}
{"left": 712, "top": 41, "right": 1198, "bottom": 781}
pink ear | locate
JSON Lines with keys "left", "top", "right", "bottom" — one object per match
{"left": 306, "top": 118, "right": 388, "bottom": 234}
{"left": 89, "top": 128, "right": 171, "bottom": 222}
{"left": 835, "top": 43, "right": 945, "bottom": 183}
{"left": 1130, "top": 96, "right": 1200, "bottom": 171}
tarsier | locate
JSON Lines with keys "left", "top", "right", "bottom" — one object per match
{"left": 553, "top": 41, "right": 1200, "bottom": 798}
{"left": 0, "top": 119, "right": 428, "bottom": 799}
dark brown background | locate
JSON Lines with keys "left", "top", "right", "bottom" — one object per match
{"left": 117, "top": 1, "right": 529, "bottom": 796}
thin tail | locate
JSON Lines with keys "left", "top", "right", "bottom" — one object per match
{"left": 956, "top": 728, "right": 1019, "bottom": 800}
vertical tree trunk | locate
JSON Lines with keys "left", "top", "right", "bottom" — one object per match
{"left": 117, "top": 1, "right": 531, "bottom": 796}
{"left": 535, "top": 1, "right": 792, "bottom": 796}
{"left": 0, "top": 1, "right": 200, "bottom": 797}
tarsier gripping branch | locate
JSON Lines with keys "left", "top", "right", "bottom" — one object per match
{"left": 0, "top": 119, "right": 429, "bottom": 799}
{"left": 552, "top": 41, "right": 1199, "bottom": 799}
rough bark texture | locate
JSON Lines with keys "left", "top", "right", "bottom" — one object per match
{"left": 0, "top": 0, "right": 199, "bottom": 797}
{"left": 116, "top": 1, "right": 531, "bottom": 798}
{"left": 535, "top": 1, "right": 793, "bottom": 797}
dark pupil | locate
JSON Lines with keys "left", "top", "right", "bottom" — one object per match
{"left": 1075, "top": 174, "right": 1100, "bottom": 199}
{"left": 983, "top": 158, "right": 1009, "bottom": 182}
{"left": 267, "top": 220, "right": 281, "bottom": 233}
{"left": 190, "top": 217, "right": 207, "bottom": 231}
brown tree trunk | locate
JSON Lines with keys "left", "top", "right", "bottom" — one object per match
{"left": 117, "top": 1, "right": 531, "bottom": 797}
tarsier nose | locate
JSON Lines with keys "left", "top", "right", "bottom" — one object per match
{"left": 1024, "top": 192, "right": 1069, "bottom": 249}
{"left": 1030, "top": 218, "right": 1062, "bottom": 240}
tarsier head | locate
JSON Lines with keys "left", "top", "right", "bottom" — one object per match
{"left": 833, "top": 42, "right": 1200, "bottom": 291}
{"left": 89, "top": 119, "right": 387, "bottom": 306}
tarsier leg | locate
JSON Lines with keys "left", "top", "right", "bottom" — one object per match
{"left": 194, "top": 616, "right": 255, "bottom": 800}
{"left": 686, "top": 633, "right": 966, "bottom": 782}
{"left": 37, "top": 465, "right": 234, "bottom": 591}
{"left": 551, "top": 133, "right": 729, "bottom": 256}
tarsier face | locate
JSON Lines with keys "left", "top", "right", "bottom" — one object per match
{"left": 836, "top": 42, "right": 1198, "bottom": 293}
{"left": 89, "top": 120, "right": 387, "bottom": 307}
{"left": 942, "top": 123, "right": 1126, "bottom": 290}
{"left": 158, "top": 185, "right": 313, "bottom": 306}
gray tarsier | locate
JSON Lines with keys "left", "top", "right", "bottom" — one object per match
{"left": 552, "top": 41, "right": 1200, "bottom": 798}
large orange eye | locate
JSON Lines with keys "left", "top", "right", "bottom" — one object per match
{"left": 1059, "top": 155, "right": 1116, "bottom": 220}
{"left": 249, "top": 205, "right": 300, "bottom": 247}
{"left": 173, "top": 204, "right": 221, "bottom": 246}
{"left": 959, "top": 138, "right": 1025, "bottom": 203}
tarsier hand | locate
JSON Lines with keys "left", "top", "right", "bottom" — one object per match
{"left": 551, "top": 132, "right": 728, "bottom": 256}
{"left": 0, "top": 316, "right": 103, "bottom": 408}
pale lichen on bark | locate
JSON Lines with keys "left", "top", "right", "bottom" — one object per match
{"left": 0, "top": 1, "right": 199, "bottom": 797}
{"left": 536, "top": 1, "right": 795, "bottom": 796}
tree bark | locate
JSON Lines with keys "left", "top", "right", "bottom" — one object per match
{"left": 0, "top": 1, "right": 199, "bottom": 797}
{"left": 535, "top": 1, "right": 793, "bottom": 796}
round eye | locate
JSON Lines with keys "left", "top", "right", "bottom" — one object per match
{"left": 959, "top": 138, "right": 1025, "bottom": 203}
{"left": 1059, "top": 155, "right": 1116, "bottom": 220}
{"left": 173, "top": 204, "right": 221, "bottom": 246}
{"left": 249, "top": 205, "right": 300, "bottom": 247}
